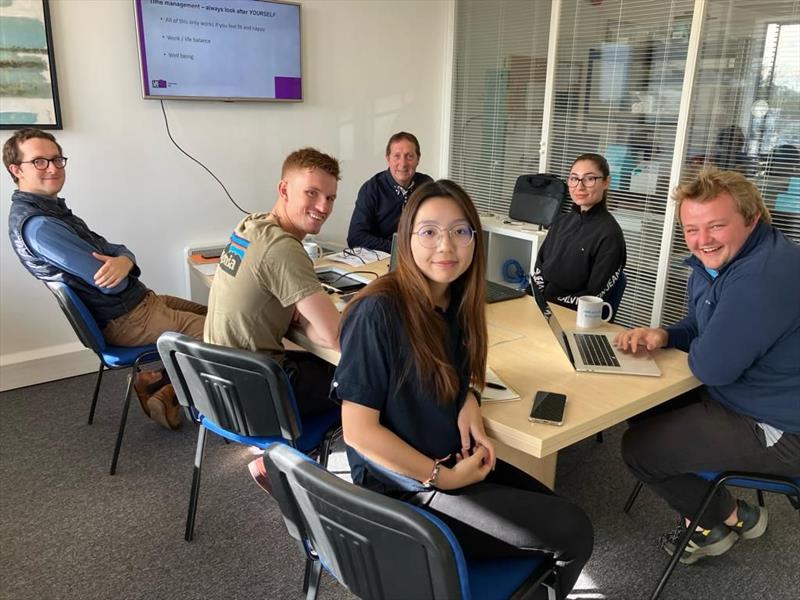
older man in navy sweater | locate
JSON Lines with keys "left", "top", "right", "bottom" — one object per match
{"left": 346, "top": 132, "right": 432, "bottom": 253}
{"left": 615, "top": 168, "right": 800, "bottom": 565}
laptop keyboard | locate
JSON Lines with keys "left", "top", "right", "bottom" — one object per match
{"left": 573, "top": 333, "right": 620, "bottom": 367}
{"left": 485, "top": 281, "right": 526, "bottom": 304}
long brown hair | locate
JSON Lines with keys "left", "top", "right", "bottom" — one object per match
{"left": 343, "top": 179, "right": 487, "bottom": 404}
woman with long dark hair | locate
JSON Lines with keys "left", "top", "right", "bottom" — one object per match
{"left": 334, "top": 179, "right": 593, "bottom": 598}
{"left": 533, "top": 153, "right": 626, "bottom": 309}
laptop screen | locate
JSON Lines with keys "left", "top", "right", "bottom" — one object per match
{"left": 530, "top": 284, "right": 574, "bottom": 365}
{"left": 389, "top": 232, "right": 399, "bottom": 273}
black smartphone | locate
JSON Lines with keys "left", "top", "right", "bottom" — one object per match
{"left": 529, "top": 391, "right": 567, "bottom": 426}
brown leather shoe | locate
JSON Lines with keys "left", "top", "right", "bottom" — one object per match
{"left": 133, "top": 369, "right": 166, "bottom": 417}
{"left": 146, "top": 384, "right": 183, "bottom": 430}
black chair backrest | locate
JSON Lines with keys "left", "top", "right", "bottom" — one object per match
{"left": 607, "top": 270, "right": 627, "bottom": 319}
{"left": 508, "top": 174, "right": 568, "bottom": 227}
{"left": 157, "top": 332, "right": 301, "bottom": 440}
{"left": 45, "top": 281, "right": 106, "bottom": 354}
{"left": 264, "top": 444, "right": 464, "bottom": 599}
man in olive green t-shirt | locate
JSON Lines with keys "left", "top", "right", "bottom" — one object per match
{"left": 204, "top": 148, "right": 341, "bottom": 416}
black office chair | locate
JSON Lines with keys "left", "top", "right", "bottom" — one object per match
{"left": 623, "top": 471, "right": 800, "bottom": 599}
{"left": 156, "top": 332, "right": 341, "bottom": 542}
{"left": 606, "top": 270, "right": 627, "bottom": 323}
{"left": 264, "top": 443, "right": 561, "bottom": 600}
{"left": 45, "top": 281, "right": 161, "bottom": 475}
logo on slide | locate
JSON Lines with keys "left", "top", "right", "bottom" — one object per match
{"left": 219, "top": 232, "right": 249, "bottom": 277}
{"left": 151, "top": 79, "right": 167, "bottom": 89}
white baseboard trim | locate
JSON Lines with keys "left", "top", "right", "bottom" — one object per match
{"left": 0, "top": 342, "right": 100, "bottom": 392}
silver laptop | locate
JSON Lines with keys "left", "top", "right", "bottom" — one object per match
{"left": 531, "top": 285, "right": 661, "bottom": 377}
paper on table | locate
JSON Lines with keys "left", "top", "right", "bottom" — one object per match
{"left": 196, "top": 263, "right": 218, "bottom": 276}
{"left": 481, "top": 367, "right": 520, "bottom": 402}
{"left": 488, "top": 323, "right": 526, "bottom": 347}
{"left": 327, "top": 248, "right": 390, "bottom": 266}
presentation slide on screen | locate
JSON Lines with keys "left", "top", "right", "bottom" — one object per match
{"left": 136, "top": 0, "right": 301, "bottom": 100}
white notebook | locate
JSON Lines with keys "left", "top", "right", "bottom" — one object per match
{"left": 481, "top": 367, "right": 520, "bottom": 402}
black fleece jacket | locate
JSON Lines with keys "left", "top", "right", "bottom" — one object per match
{"left": 532, "top": 201, "right": 626, "bottom": 308}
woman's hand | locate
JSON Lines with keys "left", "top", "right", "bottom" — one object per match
{"left": 436, "top": 446, "right": 492, "bottom": 490}
{"left": 457, "top": 391, "right": 496, "bottom": 470}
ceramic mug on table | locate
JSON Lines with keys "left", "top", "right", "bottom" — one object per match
{"left": 576, "top": 295, "right": 613, "bottom": 329}
{"left": 303, "top": 241, "right": 323, "bottom": 261}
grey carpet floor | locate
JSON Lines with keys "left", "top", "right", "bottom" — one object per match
{"left": 1, "top": 370, "right": 798, "bottom": 600}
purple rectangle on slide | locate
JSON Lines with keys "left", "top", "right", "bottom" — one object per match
{"left": 275, "top": 77, "right": 302, "bottom": 100}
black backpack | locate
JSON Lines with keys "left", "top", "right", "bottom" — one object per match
{"left": 508, "top": 174, "right": 568, "bottom": 227}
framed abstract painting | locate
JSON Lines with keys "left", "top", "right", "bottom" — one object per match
{"left": 0, "top": 0, "right": 62, "bottom": 129}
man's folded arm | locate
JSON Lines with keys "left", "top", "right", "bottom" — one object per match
{"left": 22, "top": 216, "right": 130, "bottom": 294}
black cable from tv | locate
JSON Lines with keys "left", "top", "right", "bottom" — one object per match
{"left": 159, "top": 100, "right": 249, "bottom": 214}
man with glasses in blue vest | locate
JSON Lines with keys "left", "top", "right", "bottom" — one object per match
{"left": 5, "top": 128, "right": 206, "bottom": 430}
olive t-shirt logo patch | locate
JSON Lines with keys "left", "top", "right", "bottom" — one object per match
{"left": 219, "top": 233, "right": 249, "bottom": 276}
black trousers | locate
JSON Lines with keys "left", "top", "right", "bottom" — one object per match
{"left": 405, "top": 460, "right": 594, "bottom": 599}
{"left": 284, "top": 350, "right": 337, "bottom": 417}
{"left": 622, "top": 390, "right": 800, "bottom": 528}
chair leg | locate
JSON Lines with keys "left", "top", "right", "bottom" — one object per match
{"left": 88, "top": 362, "right": 105, "bottom": 425}
{"left": 649, "top": 478, "right": 726, "bottom": 600}
{"left": 595, "top": 431, "right": 604, "bottom": 443}
{"left": 305, "top": 559, "right": 322, "bottom": 600}
{"left": 547, "top": 567, "right": 561, "bottom": 600}
{"left": 757, "top": 489, "right": 765, "bottom": 507}
{"left": 624, "top": 481, "right": 644, "bottom": 514}
{"left": 109, "top": 371, "right": 135, "bottom": 475}
{"left": 185, "top": 425, "right": 208, "bottom": 542}
{"left": 317, "top": 426, "right": 341, "bottom": 469}
{"left": 302, "top": 557, "right": 313, "bottom": 593}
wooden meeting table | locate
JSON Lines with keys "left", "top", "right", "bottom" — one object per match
{"left": 192, "top": 256, "right": 699, "bottom": 488}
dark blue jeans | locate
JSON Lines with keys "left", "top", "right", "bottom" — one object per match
{"left": 622, "top": 390, "right": 800, "bottom": 528}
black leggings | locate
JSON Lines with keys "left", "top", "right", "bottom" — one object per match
{"left": 405, "top": 460, "right": 593, "bottom": 598}
{"left": 622, "top": 390, "right": 800, "bottom": 528}
{"left": 284, "top": 350, "right": 337, "bottom": 417}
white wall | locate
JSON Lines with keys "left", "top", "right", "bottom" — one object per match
{"left": 0, "top": 0, "right": 451, "bottom": 390}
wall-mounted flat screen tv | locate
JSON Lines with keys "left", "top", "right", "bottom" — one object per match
{"left": 133, "top": 0, "right": 301, "bottom": 101}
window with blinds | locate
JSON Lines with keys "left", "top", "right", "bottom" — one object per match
{"left": 449, "top": 0, "right": 552, "bottom": 217}
{"left": 547, "top": 0, "right": 695, "bottom": 328}
{"left": 449, "top": 0, "right": 799, "bottom": 328}
{"left": 662, "top": 0, "right": 800, "bottom": 326}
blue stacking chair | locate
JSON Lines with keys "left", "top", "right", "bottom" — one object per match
{"left": 156, "top": 332, "right": 341, "bottom": 542}
{"left": 264, "top": 443, "right": 561, "bottom": 600}
{"left": 45, "top": 281, "right": 161, "bottom": 475}
{"left": 624, "top": 470, "right": 800, "bottom": 599}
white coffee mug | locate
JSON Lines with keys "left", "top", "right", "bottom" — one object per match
{"left": 576, "top": 295, "right": 613, "bottom": 329}
{"left": 303, "top": 241, "right": 322, "bottom": 261}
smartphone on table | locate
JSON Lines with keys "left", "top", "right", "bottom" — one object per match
{"left": 528, "top": 391, "right": 567, "bottom": 426}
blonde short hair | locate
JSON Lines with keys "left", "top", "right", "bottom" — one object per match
{"left": 281, "top": 148, "right": 340, "bottom": 181}
{"left": 673, "top": 168, "right": 771, "bottom": 225}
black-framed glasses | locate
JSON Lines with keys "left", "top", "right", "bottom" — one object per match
{"left": 412, "top": 225, "right": 476, "bottom": 249}
{"left": 18, "top": 157, "right": 68, "bottom": 170}
{"left": 343, "top": 247, "right": 380, "bottom": 264}
{"left": 567, "top": 174, "right": 604, "bottom": 188}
